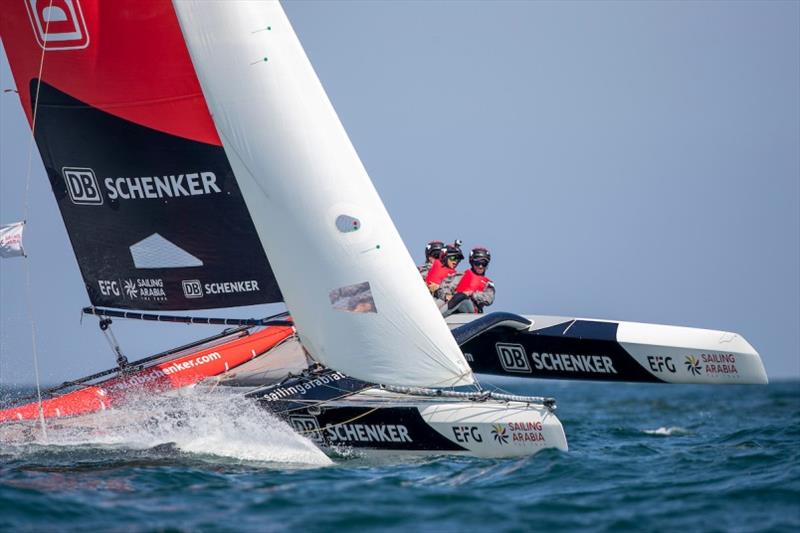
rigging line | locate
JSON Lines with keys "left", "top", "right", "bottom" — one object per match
{"left": 24, "top": 2, "right": 53, "bottom": 222}
{"left": 477, "top": 379, "right": 519, "bottom": 398}
{"left": 25, "top": 266, "right": 45, "bottom": 439}
{"left": 22, "top": 0, "right": 55, "bottom": 440}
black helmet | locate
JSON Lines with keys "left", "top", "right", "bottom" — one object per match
{"left": 469, "top": 247, "right": 491, "bottom": 266}
{"left": 424, "top": 240, "right": 445, "bottom": 260}
{"left": 441, "top": 242, "right": 464, "bottom": 264}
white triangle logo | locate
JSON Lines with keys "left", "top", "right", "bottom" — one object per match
{"left": 130, "top": 233, "right": 203, "bottom": 269}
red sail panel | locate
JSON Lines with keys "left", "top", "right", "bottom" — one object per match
{"left": 1, "top": 0, "right": 219, "bottom": 145}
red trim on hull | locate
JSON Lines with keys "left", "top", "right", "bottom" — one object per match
{"left": 0, "top": 326, "right": 293, "bottom": 423}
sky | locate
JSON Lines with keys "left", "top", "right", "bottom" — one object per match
{"left": 1, "top": 0, "right": 798, "bottom": 385}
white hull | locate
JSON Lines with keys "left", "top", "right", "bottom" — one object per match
{"left": 278, "top": 388, "right": 567, "bottom": 459}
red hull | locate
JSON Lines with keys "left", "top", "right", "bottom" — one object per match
{"left": 0, "top": 326, "right": 293, "bottom": 423}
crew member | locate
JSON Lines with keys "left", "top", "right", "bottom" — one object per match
{"left": 418, "top": 240, "right": 444, "bottom": 279}
{"left": 440, "top": 247, "right": 495, "bottom": 316}
{"left": 425, "top": 242, "right": 463, "bottom": 297}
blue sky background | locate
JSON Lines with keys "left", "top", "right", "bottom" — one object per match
{"left": 1, "top": 0, "right": 798, "bottom": 384}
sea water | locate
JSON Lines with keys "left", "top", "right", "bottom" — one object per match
{"left": 0, "top": 380, "right": 797, "bottom": 532}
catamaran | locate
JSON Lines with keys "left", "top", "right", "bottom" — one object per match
{"left": 0, "top": 0, "right": 766, "bottom": 458}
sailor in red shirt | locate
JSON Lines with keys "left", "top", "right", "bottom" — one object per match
{"left": 418, "top": 240, "right": 444, "bottom": 279}
{"left": 426, "top": 242, "right": 464, "bottom": 298}
{"left": 440, "top": 247, "right": 495, "bottom": 316}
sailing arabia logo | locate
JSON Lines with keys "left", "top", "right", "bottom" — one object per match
{"left": 123, "top": 279, "right": 138, "bottom": 299}
{"left": 491, "top": 424, "right": 509, "bottom": 445}
{"left": 118, "top": 278, "right": 167, "bottom": 301}
{"left": 685, "top": 355, "right": 702, "bottom": 376}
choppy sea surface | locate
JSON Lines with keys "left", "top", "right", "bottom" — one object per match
{"left": 1, "top": 379, "right": 798, "bottom": 532}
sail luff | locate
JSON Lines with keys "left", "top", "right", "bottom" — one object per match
{"left": 172, "top": 0, "right": 473, "bottom": 387}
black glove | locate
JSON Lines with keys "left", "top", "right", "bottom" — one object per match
{"left": 447, "top": 292, "right": 469, "bottom": 310}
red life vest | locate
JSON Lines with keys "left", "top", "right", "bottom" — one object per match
{"left": 455, "top": 269, "right": 491, "bottom": 293}
{"left": 426, "top": 260, "right": 456, "bottom": 285}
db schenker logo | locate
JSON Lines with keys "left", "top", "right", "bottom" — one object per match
{"left": 182, "top": 280, "right": 203, "bottom": 299}
{"left": 62, "top": 168, "right": 103, "bottom": 205}
{"left": 26, "top": 0, "right": 90, "bottom": 51}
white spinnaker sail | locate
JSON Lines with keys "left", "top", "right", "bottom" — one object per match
{"left": 173, "top": 1, "right": 473, "bottom": 387}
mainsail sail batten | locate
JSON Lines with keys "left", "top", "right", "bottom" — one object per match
{"left": 173, "top": 1, "right": 474, "bottom": 387}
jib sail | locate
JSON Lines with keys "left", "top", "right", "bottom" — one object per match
{"left": 0, "top": 0, "right": 282, "bottom": 310}
{"left": 174, "top": 1, "right": 473, "bottom": 387}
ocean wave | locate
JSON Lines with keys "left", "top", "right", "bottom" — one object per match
{"left": 642, "top": 426, "right": 691, "bottom": 436}
{"left": 0, "top": 388, "right": 331, "bottom": 467}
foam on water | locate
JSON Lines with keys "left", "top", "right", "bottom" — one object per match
{"left": 642, "top": 426, "right": 691, "bottom": 436}
{"left": 1, "top": 387, "right": 331, "bottom": 466}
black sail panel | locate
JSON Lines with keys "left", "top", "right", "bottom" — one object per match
{"left": 32, "top": 81, "right": 282, "bottom": 310}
